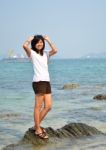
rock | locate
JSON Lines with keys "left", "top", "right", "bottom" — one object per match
{"left": 62, "top": 83, "right": 80, "bottom": 89}
{"left": 2, "top": 123, "right": 103, "bottom": 150}
{"left": 93, "top": 94, "right": 106, "bottom": 100}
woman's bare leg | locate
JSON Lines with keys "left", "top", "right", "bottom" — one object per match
{"left": 34, "top": 94, "right": 44, "bottom": 133}
{"left": 39, "top": 94, "right": 52, "bottom": 123}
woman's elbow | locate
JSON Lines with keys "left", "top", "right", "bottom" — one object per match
{"left": 22, "top": 44, "right": 27, "bottom": 50}
{"left": 54, "top": 49, "right": 58, "bottom": 54}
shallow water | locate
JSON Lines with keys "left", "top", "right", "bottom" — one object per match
{"left": 0, "top": 58, "right": 106, "bottom": 149}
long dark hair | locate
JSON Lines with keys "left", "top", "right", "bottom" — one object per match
{"left": 31, "top": 35, "right": 45, "bottom": 56}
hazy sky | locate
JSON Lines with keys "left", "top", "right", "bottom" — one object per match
{"left": 0, "top": 0, "right": 106, "bottom": 58}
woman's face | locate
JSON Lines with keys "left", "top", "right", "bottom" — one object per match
{"left": 35, "top": 39, "right": 44, "bottom": 51}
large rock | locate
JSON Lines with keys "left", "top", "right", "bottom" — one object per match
{"left": 62, "top": 83, "right": 80, "bottom": 89}
{"left": 2, "top": 123, "right": 103, "bottom": 150}
{"left": 93, "top": 94, "right": 106, "bottom": 100}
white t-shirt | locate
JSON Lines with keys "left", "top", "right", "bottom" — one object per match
{"left": 30, "top": 49, "right": 50, "bottom": 82}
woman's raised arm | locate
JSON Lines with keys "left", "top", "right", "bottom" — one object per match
{"left": 23, "top": 36, "right": 34, "bottom": 57}
{"left": 43, "top": 35, "right": 58, "bottom": 57}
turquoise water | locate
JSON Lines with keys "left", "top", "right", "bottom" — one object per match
{"left": 0, "top": 58, "right": 106, "bottom": 149}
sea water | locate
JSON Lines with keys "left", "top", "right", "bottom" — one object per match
{"left": 0, "top": 58, "right": 106, "bottom": 150}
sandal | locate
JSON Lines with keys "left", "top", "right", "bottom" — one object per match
{"left": 41, "top": 126, "right": 46, "bottom": 133}
{"left": 35, "top": 131, "right": 49, "bottom": 139}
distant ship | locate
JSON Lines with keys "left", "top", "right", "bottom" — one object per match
{"left": 2, "top": 49, "right": 29, "bottom": 62}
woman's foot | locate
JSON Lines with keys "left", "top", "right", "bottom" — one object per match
{"left": 41, "top": 126, "right": 46, "bottom": 133}
{"left": 35, "top": 131, "right": 48, "bottom": 139}
{"left": 35, "top": 127, "right": 48, "bottom": 139}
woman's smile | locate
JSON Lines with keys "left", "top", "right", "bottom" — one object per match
{"left": 35, "top": 39, "right": 44, "bottom": 50}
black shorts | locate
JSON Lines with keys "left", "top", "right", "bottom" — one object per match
{"left": 32, "top": 81, "right": 52, "bottom": 94}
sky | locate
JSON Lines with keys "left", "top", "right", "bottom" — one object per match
{"left": 0, "top": 0, "right": 106, "bottom": 59}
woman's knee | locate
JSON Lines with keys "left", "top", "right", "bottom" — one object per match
{"left": 44, "top": 105, "right": 52, "bottom": 111}
{"left": 44, "top": 94, "right": 52, "bottom": 111}
{"left": 35, "top": 103, "right": 43, "bottom": 110}
{"left": 35, "top": 102, "right": 43, "bottom": 110}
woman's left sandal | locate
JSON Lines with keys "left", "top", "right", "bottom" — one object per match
{"left": 35, "top": 132, "right": 49, "bottom": 139}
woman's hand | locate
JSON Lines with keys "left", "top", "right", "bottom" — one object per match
{"left": 23, "top": 35, "right": 34, "bottom": 57}
{"left": 43, "top": 35, "right": 57, "bottom": 57}
{"left": 27, "top": 36, "right": 34, "bottom": 42}
{"left": 43, "top": 35, "right": 51, "bottom": 43}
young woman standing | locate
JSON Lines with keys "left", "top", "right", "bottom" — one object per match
{"left": 23, "top": 35, "right": 57, "bottom": 139}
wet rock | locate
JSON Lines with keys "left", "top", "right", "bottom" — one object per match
{"left": 93, "top": 94, "right": 106, "bottom": 100}
{"left": 62, "top": 83, "right": 80, "bottom": 89}
{"left": 2, "top": 123, "right": 103, "bottom": 150}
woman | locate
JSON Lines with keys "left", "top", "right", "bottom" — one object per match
{"left": 23, "top": 35, "right": 57, "bottom": 139}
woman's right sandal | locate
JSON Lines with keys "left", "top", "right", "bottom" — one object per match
{"left": 41, "top": 126, "right": 46, "bottom": 133}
